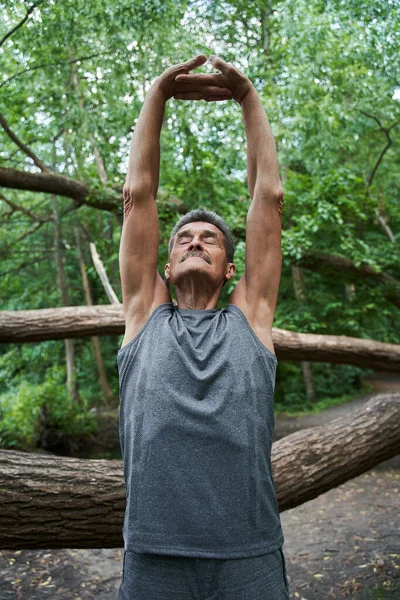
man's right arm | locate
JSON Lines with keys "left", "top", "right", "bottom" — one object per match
{"left": 119, "top": 55, "right": 232, "bottom": 333}
{"left": 123, "top": 83, "right": 164, "bottom": 209}
{"left": 119, "top": 82, "right": 171, "bottom": 325}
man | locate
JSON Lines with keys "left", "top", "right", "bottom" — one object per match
{"left": 117, "top": 54, "right": 288, "bottom": 599}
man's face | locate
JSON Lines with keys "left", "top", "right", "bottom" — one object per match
{"left": 165, "top": 221, "right": 233, "bottom": 287}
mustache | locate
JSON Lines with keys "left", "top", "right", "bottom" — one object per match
{"left": 180, "top": 251, "right": 211, "bottom": 264}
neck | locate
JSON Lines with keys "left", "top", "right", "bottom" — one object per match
{"left": 174, "top": 283, "right": 222, "bottom": 310}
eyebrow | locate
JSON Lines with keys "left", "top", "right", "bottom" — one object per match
{"left": 176, "top": 229, "right": 219, "bottom": 240}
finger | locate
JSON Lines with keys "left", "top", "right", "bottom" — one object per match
{"left": 208, "top": 55, "right": 232, "bottom": 74}
{"left": 174, "top": 92, "right": 204, "bottom": 100}
{"left": 182, "top": 54, "right": 207, "bottom": 71}
{"left": 174, "top": 83, "right": 231, "bottom": 95}
{"left": 204, "top": 96, "right": 232, "bottom": 102}
{"left": 174, "top": 93, "right": 232, "bottom": 102}
{"left": 175, "top": 73, "right": 226, "bottom": 86}
{"left": 206, "top": 86, "right": 231, "bottom": 95}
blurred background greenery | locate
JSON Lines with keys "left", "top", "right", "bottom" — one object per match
{"left": 1, "top": 0, "right": 399, "bottom": 452}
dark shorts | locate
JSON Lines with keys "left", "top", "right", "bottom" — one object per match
{"left": 117, "top": 547, "right": 290, "bottom": 600}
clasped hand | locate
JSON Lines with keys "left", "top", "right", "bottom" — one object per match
{"left": 156, "top": 54, "right": 253, "bottom": 104}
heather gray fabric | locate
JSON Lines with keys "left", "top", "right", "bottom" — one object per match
{"left": 117, "top": 302, "right": 284, "bottom": 559}
{"left": 117, "top": 547, "right": 290, "bottom": 599}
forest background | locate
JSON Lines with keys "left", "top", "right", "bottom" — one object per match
{"left": 1, "top": 0, "right": 399, "bottom": 453}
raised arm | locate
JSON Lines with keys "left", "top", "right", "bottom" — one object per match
{"left": 240, "top": 85, "right": 283, "bottom": 205}
{"left": 123, "top": 84, "right": 165, "bottom": 209}
{"left": 175, "top": 56, "right": 283, "bottom": 336}
{"left": 119, "top": 82, "right": 169, "bottom": 337}
{"left": 239, "top": 81, "right": 284, "bottom": 325}
{"left": 119, "top": 56, "right": 233, "bottom": 345}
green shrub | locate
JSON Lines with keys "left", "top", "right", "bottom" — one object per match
{"left": 0, "top": 365, "right": 97, "bottom": 451}
{"left": 0, "top": 381, "right": 42, "bottom": 449}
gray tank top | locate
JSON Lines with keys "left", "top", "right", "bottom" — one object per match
{"left": 117, "top": 302, "right": 284, "bottom": 558}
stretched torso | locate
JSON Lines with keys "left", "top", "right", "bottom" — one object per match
{"left": 117, "top": 302, "right": 283, "bottom": 558}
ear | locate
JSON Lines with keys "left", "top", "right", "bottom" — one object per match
{"left": 165, "top": 263, "right": 170, "bottom": 280}
{"left": 225, "top": 262, "right": 236, "bottom": 281}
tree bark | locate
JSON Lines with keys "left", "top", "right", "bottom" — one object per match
{"left": 0, "top": 393, "right": 398, "bottom": 550}
{"left": 73, "top": 224, "right": 115, "bottom": 407}
{"left": 1, "top": 305, "right": 400, "bottom": 371}
{"left": 51, "top": 196, "right": 81, "bottom": 406}
{"left": 291, "top": 265, "right": 317, "bottom": 403}
{"left": 300, "top": 362, "right": 316, "bottom": 401}
{"left": 272, "top": 393, "right": 400, "bottom": 511}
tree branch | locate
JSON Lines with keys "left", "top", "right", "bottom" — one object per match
{"left": 0, "top": 166, "right": 121, "bottom": 213}
{"left": 0, "top": 113, "right": 51, "bottom": 172}
{"left": 1, "top": 52, "right": 111, "bottom": 89}
{"left": 360, "top": 111, "right": 399, "bottom": 189}
{"left": 0, "top": 221, "right": 44, "bottom": 259}
{"left": 0, "top": 1, "right": 43, "bottom": 49}
{"left": 89, "top": 240, "right": 121, "bottom": 304}
{"left": 0, "top": 260, "right": 43, "bottom": 278}
{"left": 0, "top": 192, "right": 53, "bottom": 222}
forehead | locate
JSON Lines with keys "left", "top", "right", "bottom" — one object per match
{"left": 176, "top": 222, "right": 222, "bottom": 237}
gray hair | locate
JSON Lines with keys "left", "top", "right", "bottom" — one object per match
{"left": 167, "top": 208, "right": 235, "bottom": 263}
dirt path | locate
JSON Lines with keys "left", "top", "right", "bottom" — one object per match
{"left": 1, "top": 377, "right": 399, "bottom": 599}
{"left": 282, "top": 454, "right": 400, "bottom": 599}
{"left": 277, "top": 374, "right": 400, "bottom": 599}
{"left": 274, "top": 373, "right": 400, "bottom": 440}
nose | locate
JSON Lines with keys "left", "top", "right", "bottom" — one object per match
{"left": 189, "top": 237, "right": 203, "bottom": 250}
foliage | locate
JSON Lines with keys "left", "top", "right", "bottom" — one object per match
{"left": 274, "top": 361, "right": 373, "bottom": 413}
{"left": 0, "top": 366, "right": 97, "bottom": 451}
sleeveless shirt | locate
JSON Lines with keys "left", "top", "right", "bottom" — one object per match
{"left": 117, "top": 301, "right": 284, "bottom": 558}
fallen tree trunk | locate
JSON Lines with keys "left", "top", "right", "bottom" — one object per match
{"left": 0, "top": 304, "right": 123, "bottom": 341}
{"left": 1, "top": 305, "right": 399, "bottom": 371}
{"left": 0, "top": 393, "right": 398, "bottom": 550}
{"left": 272, "top": 393, "right": 400, "bottom": 510}
{"left": 271, "top": 327, "right": 400, "bottom": 372}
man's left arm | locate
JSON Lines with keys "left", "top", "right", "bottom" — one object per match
{"left": 239, "top": 85, "right": 284, "bottom": 327}
{"left": 173, "top": 56, "right": 283, "bottom": 327}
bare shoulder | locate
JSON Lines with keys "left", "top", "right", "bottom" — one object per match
{"left": 121, "top": 273, "right": 172, "bottom": 348}
{"left": 227, "top": 275, "right": 276, "bottom": 356}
